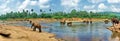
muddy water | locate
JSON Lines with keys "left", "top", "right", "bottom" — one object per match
{"left": 4, "top": 21, "right": 120, "bottom": 41}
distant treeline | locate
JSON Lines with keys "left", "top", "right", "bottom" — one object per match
{"left": 0, "top": 9, "right": 119, "bottom": 20}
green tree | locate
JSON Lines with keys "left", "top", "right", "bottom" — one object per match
{"left": 40, "top": 9, "right": 42, "bottom": 12}
{"left": 71, "top": 9, "right": 77, "bottom": 14}
{"left": 31, "top": 9, "right": 34, "bottom": 12}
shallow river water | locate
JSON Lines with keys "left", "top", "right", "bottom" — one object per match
{"left": 6, "top": 21, "right": 120, "bottom": 41}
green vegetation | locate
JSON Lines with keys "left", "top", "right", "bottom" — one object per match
{"left": 0, "top": 9, "right": 119, "bottom": 20}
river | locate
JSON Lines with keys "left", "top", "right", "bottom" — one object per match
{"left": 4, "top": 21, "right": 120, "bottom": 41}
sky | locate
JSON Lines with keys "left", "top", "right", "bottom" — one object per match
{"left": 0, "top": 0, "right": 120, "bottom": 14}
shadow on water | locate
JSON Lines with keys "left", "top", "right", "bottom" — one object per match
{"left": 7, "top": 21, "right": 119, "bottom": 41}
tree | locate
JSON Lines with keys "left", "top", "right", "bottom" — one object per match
{"left": 49, "top": 9, "right": 51, "bottom": 12}
{"left": 40, "top": 9, "right": 42, "bottom": 12}
{"left": 31, "top": 12, "right": 38, "bottom": 18}
{"left": 26, "top": 10, "right": 29, "bottom": 13}
{"left": 89, "top": 11, "right": 93, "bottom": 18}
{"left": 71, "top": 9, "right": 77, "bottom": 14}
{"left": 31, "top": 9, "right": 34, "bottom": 12}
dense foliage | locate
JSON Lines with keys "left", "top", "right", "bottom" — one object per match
{"left": 0, "top": 9, "right": 119, "bottom": 20}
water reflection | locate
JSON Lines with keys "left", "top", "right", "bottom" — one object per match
{"left": 45, "top": 22, "right": 113, "bottom": 41}
{"left": 111, "top": 32, "right": 120, "bottom": 41}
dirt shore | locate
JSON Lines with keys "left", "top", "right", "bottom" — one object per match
{"left": 107, "top": 23, "right": 120, "bottom": 32}
{"left": 0, "top": 24, "right": 63, "bottom": 41}
{"left": 6, "top": 18, "right": 109, "bottom": 22}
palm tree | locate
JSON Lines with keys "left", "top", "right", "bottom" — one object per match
{"left": 26, "top": 10, "right": 29, "bottom": 13}
{"left": 49, "top": 9, "right": 51, "bottom": 12}
{"left": 25, "top": 10, "right": 29, "bottom": 16}
{"left": 89, "top": 11, "right": 93, "bottom": 23}
{"left": 31, "top": 9, "right": 34, "bottom": 12}
{"left": 40, "top": 9, "right": 42, "bottom": 12}
{"left": 90, "top": 11, "right": 93, "bottom": 18}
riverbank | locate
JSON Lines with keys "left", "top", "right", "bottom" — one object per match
{"left": 0, "top": 24, "right": 63, "bottom": 41}
{"left": 5, "top": 18, "right": 110, "bottom": 22}
{"left": 107, "top": 23, "right": 120, "bottom": 32}
{"left": 0, "top": 18, "right": 113, "bottom": 41}
{"left": 61, "top": 18, "right": 109, "bottom": 22}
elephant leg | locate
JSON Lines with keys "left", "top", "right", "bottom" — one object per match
{"left": 112, "top": 22, "right": 114, "bottom": 26}
{"left": 33, "top": 27, "right": 36, "bottom": 31}
{"left": 38, "top": 27, "right": 42, "bottom": 32}
{"left": 31, "top": 25, "right": 33, "bottom": 28}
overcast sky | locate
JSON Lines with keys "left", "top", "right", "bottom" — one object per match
{"left": 0, "top": 0, "right": 120, "bottom": 14}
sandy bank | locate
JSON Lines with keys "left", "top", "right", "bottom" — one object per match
{"left": 6, "top": 18, "right": 110, "bottom": 22}
{"left": 107, "top": 23, "right": 120, "bottom": 32}
{"left": 0, "top": 24, "right": 63, "bottom": 41}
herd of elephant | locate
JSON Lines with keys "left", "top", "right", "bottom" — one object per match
{"left": 104, "top": 18, "right": 119, "bottom": 26}
{"left": 60, "top": 18, "right": 120, "bottom": 26}
{"left": 25, "top": 18, "right": 119, "bottom": 33}
{"left": 60, "top": 20, "right": 92, "bottom": 26}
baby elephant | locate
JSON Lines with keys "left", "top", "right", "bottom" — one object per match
{"left": 83, "top": 20, "right": 89, "bottom": 24}
{"left": 67, "top": 22, "right": 72, "bottom": 26}
{"left": 104, "top": 19, "right": 109, "bottom": 24}
{"left": 29, "top": 20, "right": 42, "bottom": 32}
{"left": 60, "top": 20, "right": 66, "bottom": 25}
